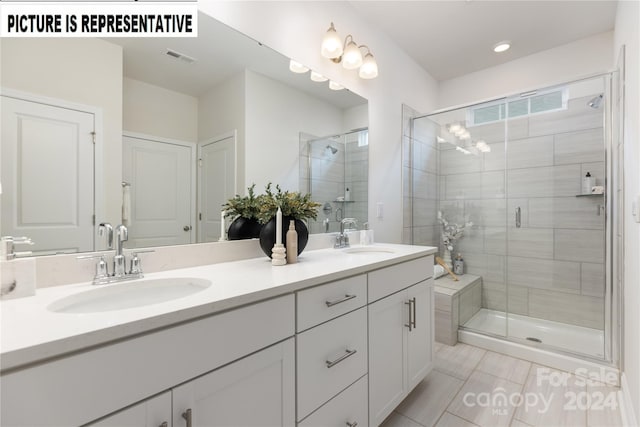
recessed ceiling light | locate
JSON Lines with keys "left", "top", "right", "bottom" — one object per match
{"left": 493, "top": 41, "right": 511, "bottom": 53}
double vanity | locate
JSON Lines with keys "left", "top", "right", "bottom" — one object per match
{"left": 1, "top": 243, "right": 435, "bottom": 427}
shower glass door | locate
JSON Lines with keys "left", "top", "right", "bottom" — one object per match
{"left": 504, "top": 76, "right": 608, "bottom": 359}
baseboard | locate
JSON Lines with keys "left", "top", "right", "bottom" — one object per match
{"left": 621, "top": 373, "right": 639, "bottom": 427}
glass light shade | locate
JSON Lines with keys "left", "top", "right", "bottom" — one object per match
{"left": 321, "top": 24, "right": 343, "bottom": 59}
{"left": 310, "top": 71, "right": 328, "bottom": 82}
{"left": 459, "top": 130, "right": 471, "bottom": 140}
{"left": 454, "top": 127, "right": 466, "bottom": 137}
{"left": 358, "top": 53, "right": 378, "bottom": 79}
{"left": 342, "top": 40, "right": 363, "bottom": 70}
{"left": 329, "top": 80, "right": 344, "bottom": 91}
{"left": 289, "top": 60, "right": 309, "bottom": 74}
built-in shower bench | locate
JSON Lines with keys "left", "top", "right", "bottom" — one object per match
{"left": 434, "top": 273, "right": 482, "bottom": 346}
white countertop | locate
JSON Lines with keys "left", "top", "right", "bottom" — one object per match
{"left": 1, "top": 243, "right": 435, "bottom": 372}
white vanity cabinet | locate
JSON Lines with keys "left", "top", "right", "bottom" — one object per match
{"left": 295, "top": 274, "right": 369, "bottom": 426}
{"left": 368, "top": 257, "right": 434, "bottom": 427}
{"left": 2, "top": 294, "right": 295, "bottom": 427}
{"left": 89, "top": 392, "right": 172, "bottom": 427}
{"left": 90, "top": 339, "right": 295, "bottom": 427}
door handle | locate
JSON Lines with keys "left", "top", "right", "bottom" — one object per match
{"left": 183, "top": 225, "right": 192, "bottom": 232}
{"left": 515, "top": 207, "right": 521, "bottom": 228}
{"left": 182, "top": 409, "right": 192, "bottom": 427}
{"left": 405, "top": 299, "right": 414, "bottom": 331}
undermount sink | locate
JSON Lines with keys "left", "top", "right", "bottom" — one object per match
{"left": 48, "top": 277, "right": 212, "bottom": 314}
{"left": 343, "top": 246, "right": 396, "bottom": 254}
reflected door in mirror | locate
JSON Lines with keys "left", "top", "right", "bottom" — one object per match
{"left": 1, "top": 96, "right": 95, "bottom": 255}
{"left": 198, "top": 132, "right": 236, "bottom": 242}
{"left": 122, "top": 135, "right": 194, "bottom": 248}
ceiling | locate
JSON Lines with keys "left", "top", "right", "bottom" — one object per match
{"left": 349, "top": 0, "right": 618, "bottom": 81}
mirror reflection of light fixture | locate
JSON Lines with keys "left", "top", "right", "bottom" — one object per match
{"left": 329, "top": 80, "right": 345, "bottom": 91}
{"left": 289, "top": 60, "right": 309, "bottom": 73}
{"left": 321, "top": 22, "right": 378, "bottom": 79}
{"left": 310, "top": 71, "right": 329, "bottom": 82}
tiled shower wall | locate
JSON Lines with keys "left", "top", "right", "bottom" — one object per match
{"left": 437, "top": 95, "right": 606, "bottom": 330}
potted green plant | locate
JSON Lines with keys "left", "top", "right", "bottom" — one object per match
{"left": 257, "top": 183, "right": 321, "bottom": 258}
{"left": 222, "top": 184, "right": 264, "bottom": 240}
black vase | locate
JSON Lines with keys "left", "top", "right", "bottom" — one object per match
{"left": 259, "top": 216, "right": 309, "bottom": 258}
{"left": 227, "top": 217, "right": 262, "bottom": 240}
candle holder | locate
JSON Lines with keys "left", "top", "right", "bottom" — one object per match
{"left": 271, "top": 243, "right": 286, "bottom": 266}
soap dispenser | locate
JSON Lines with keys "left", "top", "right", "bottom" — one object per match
{"left": 286, "top": 220, "right": 298, "bottom": 264}
{"left": 582, "top": 172, "right": 593, "bottom": 194}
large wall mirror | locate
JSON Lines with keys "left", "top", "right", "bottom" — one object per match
{"left": 0, "top": 12, "right": 368, "bottom": 256}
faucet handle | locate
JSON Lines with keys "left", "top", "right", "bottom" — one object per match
{"left": 1, "top": 236, "right": 35, "bottom": 261}
{"left": 127, "top": 249, "right": 154, "bottom": 275}
{"left": 77, "top": 254, "right": 109, "bottom": 281}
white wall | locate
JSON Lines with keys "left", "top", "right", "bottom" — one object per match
{"left": 123, "top": 77, "right": 198, "bottom": 142}
{"left": 200, "top": 1, "right": 439, "bottom": 243}
{"left": 0, "top": 38, "right": 123, "bottom": 228}
{"left": 198, "top": 73, "right": 246, "bottom": 191}
{"left": 343, "top": 103, "right": 369, "bottom": 132}
{"left": 438, "top": 31, "right": 614, "bottom": 109}
{"left": 245, "top": 69, "right": 344, "bottom": 192}
{"left": 614, "top": 0, "right": 640, "bottom": 420}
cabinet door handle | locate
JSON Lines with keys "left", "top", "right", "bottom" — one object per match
{"left": 326, "top": 349, "right": 357, "bottom": 368}
{"left": 325, "top": 294, "right": 356, "bottom": 307}
{"left": 159, "top": 423, "right": 168, "bottom": 427}
{"left": 405, "top": 300, "right": 413, "bottom": 331}
{"left": 346, "top": 422, "right": 358, "bottom": 427}
{"left": 182, "top": 409, "right": 192, "bottom": 427}
{"left": 411, "top": 297, "right": 417, "bottom": 329}
{"left": 515, "top": 207, "right": 521, "bottom": 228}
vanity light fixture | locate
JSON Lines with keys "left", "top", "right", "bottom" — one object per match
{"left": 289, "top": 59, "right": 309, "bottom": 73}
{"left": 321, "top": 22, "right": 379, "bottom": 79}
{"left": 493, "top": 41, "right": 511, "bottom": 53}
{"left": 310, "top": 71, "right": 329, "bottom": 82}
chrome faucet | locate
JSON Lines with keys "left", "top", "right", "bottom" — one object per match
{"left": 335, "top": 218, "right": 357, "bottom": 249}
{"left": 113, "top": 224, "right": 129, "bottom": 277}
{"left": 98, "top": 223, "right": 114, "bottom": 249}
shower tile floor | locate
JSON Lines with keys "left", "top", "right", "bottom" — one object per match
{"left": 382, "top": 342, "right": 623, "bottom": 427}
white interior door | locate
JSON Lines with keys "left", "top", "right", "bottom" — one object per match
{"left": 198, "top": 131, "right": 236, "bottom": 242}
{"left": 1, "top": 96, "right": 95, "bottom": 255}
{"left": 122, "top": 134, "right": 194, "bottom": 248}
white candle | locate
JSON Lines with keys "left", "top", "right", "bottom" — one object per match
{"left": 276, "top": 207, "right": 282, "bottom": 245}
{"left": 220, "top": 210, "right": 226, "bottom": 240}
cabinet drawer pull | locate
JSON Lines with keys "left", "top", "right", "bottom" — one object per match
{"left": 326, "top": 348, "right": 357, "bottom": 368}
{"left": 411, "top": 297, "right": 417, "bottom": 329}
{"left": 325, "top": 294, "right": 356, "bottom": 307}
{"left": 346, "top": 422, "right": 358, "bottom": 427}
{"left": 182, "top": 409, "right": 192, "bottom": 427}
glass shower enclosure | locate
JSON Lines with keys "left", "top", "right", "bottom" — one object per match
{"left": 406, "top": 74, "right": 616, "bottom": 363}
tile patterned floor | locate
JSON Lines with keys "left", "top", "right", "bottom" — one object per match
{"left": 382, "top": 342, "right": 623, "bottom": 427}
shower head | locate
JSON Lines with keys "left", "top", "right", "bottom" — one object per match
{"left": 588, "top": 94, "right": 604, "bottom": 109}
{"left": 326, "top": 144, "right": 338, "bottom": 155}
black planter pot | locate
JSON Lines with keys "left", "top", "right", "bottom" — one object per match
{"left": 227, "top": 217, "right": 262, "bottom": 240}
{"left": 259, "top": 216, "right": 309, "bottom": 258}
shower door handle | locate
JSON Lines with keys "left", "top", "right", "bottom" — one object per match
{"left": 515, "top": 207, "right": 521, "bottom": 228}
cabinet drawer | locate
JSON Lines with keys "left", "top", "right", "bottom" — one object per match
{"left": 297, "top": 274, "right": 367, "bottom": 332}
{"left": 297, "top": 308, "right": 368, "bottom": 420}
{"left": 298, "top": 375, "right": 368, "bottom": 427}
{"left": 368, "top": 255, "right": 433, "bottom": 303}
